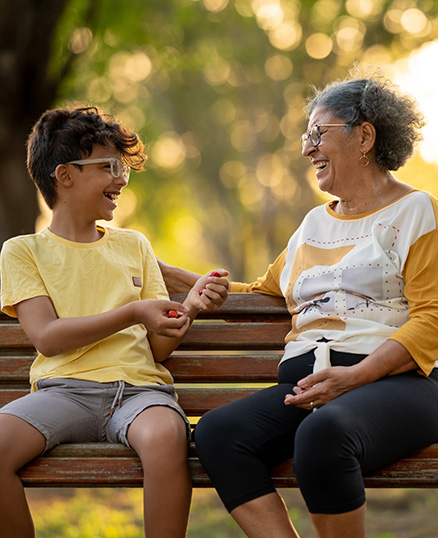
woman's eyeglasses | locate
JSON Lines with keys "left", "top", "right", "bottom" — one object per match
{"left": 300, "top": 123, "right": 348, "bottom": 149}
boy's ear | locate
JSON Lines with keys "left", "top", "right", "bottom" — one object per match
{"left": 54, "top": 164, "right": 73, "bottom": 187}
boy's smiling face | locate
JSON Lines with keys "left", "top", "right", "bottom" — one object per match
{"left": 66, "top": 143, "right": 129, "bottom": 223}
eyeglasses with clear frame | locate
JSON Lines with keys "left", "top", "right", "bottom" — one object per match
{"left": 50, "top": 158, "right": 130, "bottom": 180}
{"left": 300, "top": 123, "right": 348, "bottom": 149}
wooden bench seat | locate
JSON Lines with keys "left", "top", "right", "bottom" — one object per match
{"left": 0, "top": 293, "right": 437, "bottom": 489}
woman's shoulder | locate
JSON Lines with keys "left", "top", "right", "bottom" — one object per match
{"left": 390, "top": 190, "right": 438, "bottom": 237}
{"left": 302, "top": 202, "right": 330, "bottom": 221}
{"left": 399, "top": 190, "right": 438, "bottom": 213}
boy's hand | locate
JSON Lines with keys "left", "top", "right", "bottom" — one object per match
{"left": 187, "top": 269, "right": 230, "bottom": 311}
{"left": 133, "top": 299, "right": 191, "bottom": 337}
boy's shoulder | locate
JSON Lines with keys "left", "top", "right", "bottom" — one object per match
{"left": 1, "top": 230, "right": 43, "bottom": 255}
{"left": 104, "top": 226, "right": 151, "bottom": 248}
{"left": 1, "top": 227, "right": 153, "bottom": 261}
{"left": 106, "top": 226, "right": 146, "bottom": 239}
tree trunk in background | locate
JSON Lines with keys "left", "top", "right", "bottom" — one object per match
{"left": 0, "top": 0, "right": 94, "bottom": 246}
{"left": 0, "top": 144, "right": 40, "bottom": 245}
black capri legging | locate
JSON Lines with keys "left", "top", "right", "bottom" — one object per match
{"left": 194, "top": 350, "right": 438, "bottom": 514}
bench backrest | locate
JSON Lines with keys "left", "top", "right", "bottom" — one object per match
{"left": 0, "top": 293, "right": 290, "bottom": 425}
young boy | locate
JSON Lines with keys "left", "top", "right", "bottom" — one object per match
{"left": 0, "top": 106, "right": 229, "bottom": 538}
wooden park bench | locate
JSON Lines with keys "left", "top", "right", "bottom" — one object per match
{"left": 0, "top": 293, "right": 437, "bottom": 489}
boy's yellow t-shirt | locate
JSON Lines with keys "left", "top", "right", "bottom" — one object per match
{"left": 0, "top": 226, "right": 173, "bottom": 390}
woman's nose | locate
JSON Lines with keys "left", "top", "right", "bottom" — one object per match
{"left": 301, "top": 139, "right": 315, "bottom": 157}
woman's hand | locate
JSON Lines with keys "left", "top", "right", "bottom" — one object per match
{"left": 284, "top": 366, "right": 360, "bottom": 410}
{"left": 284, "top": 340, "right": 417, "bottom": 410}
{"left": 186, "top": 269, "right": 230, "bottom": 311}
{"left": 147, "top": 270, "right": 229, "bottom": 362}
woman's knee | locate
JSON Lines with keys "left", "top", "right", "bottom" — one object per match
{"left": 293, "top": 406, "right": 367, "bottom": 513}
{"left": 195, "top": 406, "right": 247, "bottom": 462}
{"left": 294, "top": 405, "right": 357, "bottom": 476}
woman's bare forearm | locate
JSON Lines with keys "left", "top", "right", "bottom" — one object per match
{"left": 350, "top": 339, "right": 417, "bottom": 386}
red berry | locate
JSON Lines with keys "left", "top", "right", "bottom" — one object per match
{"left": 166, "top": 309, "right": 179, "bottom": 318}
{"left": 210, "top": 271, "right": 220, "bottom": 277}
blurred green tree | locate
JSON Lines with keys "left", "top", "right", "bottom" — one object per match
{"left": 0, "top": 0, "right": 100, "bottom": 244}
{"left": 2, "top": 0, "right": 438, "bottom": 280}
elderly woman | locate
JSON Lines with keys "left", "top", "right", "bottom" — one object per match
{"left": 161, "top": 74, "right": 438, "bottom": 537}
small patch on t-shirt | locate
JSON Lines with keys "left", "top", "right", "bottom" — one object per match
{"left": 132, "top": 276, "right": 142, "bottom": 287}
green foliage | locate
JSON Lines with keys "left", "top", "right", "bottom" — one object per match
{"left": 28, "top": 487, "right": 438, "bottom": 537}
{"left": 37, "top": 1, "right": 438, "bottom": 279}
{"left": 31, "top": 489, "right": 143, "bottom": 538}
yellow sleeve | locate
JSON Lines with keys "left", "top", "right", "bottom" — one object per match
{"left": 388, "top": 224, "right": 438, "bottom": 376}
{"left": 230, "top": 248, "right": 287, "bottom": 297}
{"left": 0, "top": 237, "right": 48, "bottom": 318}
{"left": 140, "top": 236, "right": 169, "bottom": 302}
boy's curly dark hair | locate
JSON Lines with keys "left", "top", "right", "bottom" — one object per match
{"left": 27, "top": 106, "right": 147, "bottom": 208}
{"left": 305, "top": 70, "right": 425, "bottom": 172}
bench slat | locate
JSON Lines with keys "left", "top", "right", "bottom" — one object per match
{"left": 171, "top": 293, "right": 290, "bottom": 319}
{"left": 164, "top": 353, "right": 280, "bottom": 382}
{"left": 0, "top": 293, "right": 289, "bottom": 324}
{"left": 0, "top": 387, "right": 265, "bottom": 415}
{"left": 0, "top": 354, "right": 281, "bottom": 384}
{"left": 1, "top": 294, "right": 437, "bottom": 490}
{"left": 17, "top": 442, "right": 438, "bottom": 488}
{"left": 0, "top": 323, "right": 35, "bottom": 349}
{"left": 178, "top": 322, "right": 289, "bottom": 350}
{"left": 0, "top": 321, "right": 290, "bottom": 351}
{"left": 0, "top": 356, "right": 35, "bottom": 383}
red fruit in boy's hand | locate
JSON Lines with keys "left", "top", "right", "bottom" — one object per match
{"left": 166, "top": 309, "right": 179, "bottom": 318}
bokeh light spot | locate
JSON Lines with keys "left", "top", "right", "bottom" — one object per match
{"left": 305, "top": 33, "right": 333, "bottom": 59}
{"left": 400, "top": 8, "right": 428, "bottom": 35}
{"left": 269, "top": 22, "right": 302, "bottom": 50}
{"left": 264, "top": 54, "right": 293, "bottom": 80}
{"left": 202, "top": 0, "right": 229, "bottom": 12}
{"left": 151, "top": 132, "right": 186, "bottom": 170}
{"left": 69, "top": 27, "right": 93, "bottom": 54}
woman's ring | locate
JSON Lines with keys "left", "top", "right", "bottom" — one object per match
{"left": 310, "top": 401, "right": 314, "bottom": 409}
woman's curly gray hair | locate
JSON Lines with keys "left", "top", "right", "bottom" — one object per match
{"left": 305, "top": 72, "right": 425, "bottom": 171}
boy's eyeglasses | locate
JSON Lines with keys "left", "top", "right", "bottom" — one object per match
{"left": 300, "top": 123, "right": 348, "bottom": 149}
{"left": 50, "top": 158, "right": 130, "bottom": 180}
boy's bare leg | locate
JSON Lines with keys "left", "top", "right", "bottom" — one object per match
{"left": 127, "top": 406, "right": 192, "bottom": 538}
{"left": 230, "top": 492, "right": 301, "bottom": 537}
{"left": 0, "top": 414, "right": 46, "bottom": 538}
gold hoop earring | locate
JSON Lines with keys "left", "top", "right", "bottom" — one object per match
{"left": 359, "top": 148, "right": 369, "bottom": 167}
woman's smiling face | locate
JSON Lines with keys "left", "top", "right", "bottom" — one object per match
{"left": 302, "top": 106, "right": 360, "bottom": 197}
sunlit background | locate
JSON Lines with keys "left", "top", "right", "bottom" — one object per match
{"left": 23, "top": 0, "right": 438, "bottom": 282}
{"left": 3, "top": 1, "right": 438, "bottom": 537}
{"left": 394, "top": 40, "right": 438, "bottom": 165}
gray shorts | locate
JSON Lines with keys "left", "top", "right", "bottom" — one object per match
{"left": 0, "top": 378, "right": 191, "bottom": 453}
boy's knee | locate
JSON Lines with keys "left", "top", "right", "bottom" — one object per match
{"left": 156, "top": 414, "right": 187, "bottom": 446}
{"left": 129, "top": 407, "right": 188, "bottom": 460}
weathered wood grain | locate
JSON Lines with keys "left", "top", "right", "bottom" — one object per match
{"left": 1, "top": 294, "right": 436, "bottom": 489}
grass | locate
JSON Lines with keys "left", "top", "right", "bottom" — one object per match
{"left": 26, "top": 487, "right": 438, "bottom": 537}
